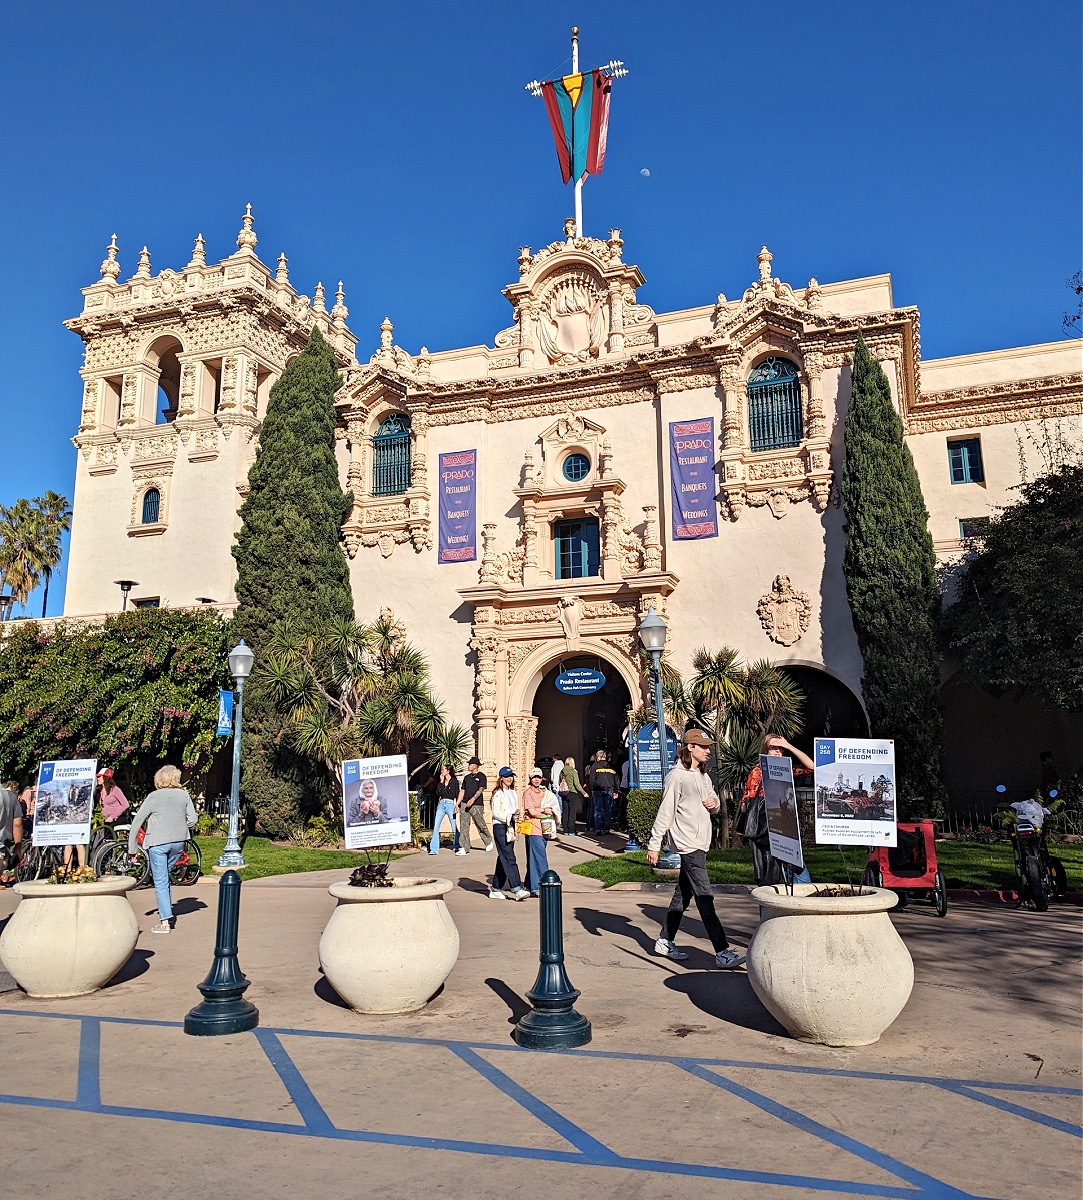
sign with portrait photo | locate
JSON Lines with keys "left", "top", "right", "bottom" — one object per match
{"left": 814, "top": 738, "right": 897, "bottom": 846}
{"left": 341, "top": 754, "right": 411, "bottom": 850}
{"left": 32, "top": 759, "right": 97, "bottom": 847}
{"left": 760, "top": 753, "right": 804, "bottom": 869}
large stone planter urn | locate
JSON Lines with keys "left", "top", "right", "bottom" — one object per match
{"left": 319, "top": 877, "right": 459, "bottom": 1014}
{"left": 0, "top": 876, "right": 139, "bottom": 999}
{"left": 747, "top": 883, "right": 914, "bottom": 1047}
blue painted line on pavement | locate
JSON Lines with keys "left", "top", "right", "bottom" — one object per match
{"left": 934, "top": 1082, "right": 1083, "bottom": 1139}
{"left": 0, "top": 1089, "right": 957, "bottom": 1197}
{"left": 447, "top": 1042, "right": 618, "bottom": 1160}
{"left": 252, "top": 1028, "right": 334, "bottom": 1132}
{"left": 681, "top": 1060, "right": 989, "bottom": 1200}
{"left": 75, "top": 1017, "right": 100, "bottom": 1109}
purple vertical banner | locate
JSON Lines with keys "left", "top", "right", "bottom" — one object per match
{"left": 438, "top": 449, "right": 477, "bottom": 562}
{"left": 669, "top": 417, "right": 719, "bottom": 539}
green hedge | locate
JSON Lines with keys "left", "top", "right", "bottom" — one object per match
{"left": 626, "top": 788, "right": 662, "bottom": 847}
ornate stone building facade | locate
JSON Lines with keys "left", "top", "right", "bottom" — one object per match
{"left": 63, "top": 210, "right": 1083, "bottom": 800}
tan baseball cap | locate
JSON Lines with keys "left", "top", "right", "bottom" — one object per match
{"left": 682, "top": 728, "right": 712, "bottom": 747}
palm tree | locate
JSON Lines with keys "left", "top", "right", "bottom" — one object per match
{"left": 690, "top": 647, "right": 747, "bottom": 846}
{"left": 262, "top": 614, "right": 453, "bottom": 816}
{"left": 32, "top": 491, "right": 72, "bottom": 618}
{"left": 0, "top": 499, "right": 43, "bottom": 615}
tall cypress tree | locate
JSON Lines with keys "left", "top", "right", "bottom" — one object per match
{"left": 231, "top": 327, "right": 354, "bottom": 833}
{"left": 842, "top": 335, "right": 946, "bottom": 814}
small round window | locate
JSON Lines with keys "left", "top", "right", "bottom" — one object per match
{"left": 562, "top": 453, "right": 590, "bottom": 482}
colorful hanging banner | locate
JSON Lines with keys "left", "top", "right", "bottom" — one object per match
{"left": 669, "top": 417, "right": 718, "bottom": 539}
{"left": 438, "top": 449, "right": 477, "bottom": 563}
{"left": 541, "top": 67, "right": 612, "bottom": 184}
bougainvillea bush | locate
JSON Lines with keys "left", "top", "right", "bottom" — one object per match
{"left": 0, "top": 607, "right": 232, "bottom": 797}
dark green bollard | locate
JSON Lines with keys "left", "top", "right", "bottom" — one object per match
{"left": 184, "top": 870, "right": 259, "bottom": 1036}
{"left": 514, "top": 869, "right": 591, "bottom": 1049}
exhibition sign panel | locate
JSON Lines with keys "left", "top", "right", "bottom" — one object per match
{"left": 32, "top": 759, "right": 97, "bottom": 847}
{"left": 814, "top": 738, "right": 897, "bottom": 846}
{"left": 760, "top": 753, "right": 804, "bottom": 869}
{"left": 342, "top": 755, "right": 411, "bottom": 850}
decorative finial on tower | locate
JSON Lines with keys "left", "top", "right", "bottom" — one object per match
{"left": 380, "top": 316, "right": 394, "bottom": 350}
{"left": 236, "top": 203, "right": 258, "bottom": 252}
{"left": 331, "top": 281, "right": 348, "bottom": 324}
{"left": 188, "top": 233, "right": 206, "bottom": 268}
{"left": 518, "top": 246, "right": 532, "bottom": 275}
{"left": 757, "top": 244, "right": 773, "bottom": 282}
{"left": 312, "top": 281, "right": 327, "bottom": 313}
{"left": 275, "top": 253, "right": 289, "bottom": 284}
{"left": 416, "top": 346, "right": 431, "bottom": 380}
{"left": 99, "top": 233, "right": 121, "bottom": 280}
{"left": 607, "top": 228, "right": 623, "bottom": 261}
{"left": 135, "top": 246, "right": 152, "bottom": 278}
{"left": 806, "top": 276, "right": 822, "bottom": 310}
{"left": 563, "top": 216, "right": 577, "bottom": 242}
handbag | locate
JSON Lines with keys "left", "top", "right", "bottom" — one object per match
{"left": 541, "top": 816, "right": 558, "bottom": 840}
{"left": 736, "top": 794, "right": 768, "bottom": 842}
{"left": 516, "top": 819, "right": 534, "bottom": 837}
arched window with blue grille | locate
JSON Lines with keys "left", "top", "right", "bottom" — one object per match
{"left": 141, "top": 488, "right": 161, "bottom": 524}
{"left": 747, "top": 357, "right": 803, "bottom": 452}
{"left": 372, "top": 413, "right": 412, "bottom": 496}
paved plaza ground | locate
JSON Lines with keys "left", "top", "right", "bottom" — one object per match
{"left": 1, "top": 834, "right": 1080, "bottom": 1200}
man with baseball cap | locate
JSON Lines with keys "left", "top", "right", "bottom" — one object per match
{"left": 456, "top": 756, "right": 493, "bottom": 854}
{"left": 647, "top": 728, "right": 744, "bottom": 969}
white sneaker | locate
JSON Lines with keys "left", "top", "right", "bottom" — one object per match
{"left": 484, "top": 842, "right": 494, "bottom": 852}
{"left": 488, "top": 888, "right": 506, "bottom": 900}
{"left": 654, "top": 937, "right": 687, "bottom": 961}
{"left": 151, "top": 920, "right": 172, "bottom": 935}
{"left": 455, "top": 848, "right": 468, "bottom": 856}
{"left": 512, "top": 887, "right": 529, "bottom": 900}
{"left": 714, "top": 948, "right": 746, "bottom": 970}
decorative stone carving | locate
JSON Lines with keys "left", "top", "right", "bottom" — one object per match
{"left": 558, "top": 596, "right": 583, "bottom": 646}
{"left": 378, "top": 606, "right": 407, "bottom": 648}
{"left": 583, "top": 599, "right": 637, "bottom": 619}
{"left": 505, "top": 715, "right": 538, "bottom": 787}
{"left": 757, "top": 575, "right": 813, "bottom": 646}
{"left": 506, "top": 640, "right": 544, "bottom": 677}
{"left": 602, "top": 633, "right": 640, "bottom": 662}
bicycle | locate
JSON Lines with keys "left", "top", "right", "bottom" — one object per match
{"left": 13, "top": 843, "right": 65, "bottom": 883}
{"left": 96, "top": 827, "right": 202, "bottom": 888}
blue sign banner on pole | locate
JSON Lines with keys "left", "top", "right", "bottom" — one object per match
{"left": 555, "top": 667, "right": 606, "bottom": 696}
{"left": 633, "top": 722, "right": 677, "bottom": 789}
{"left": 217, "top": 689, "right": 234, "bottom": 736}
{"left": 438, "top": 449, "right": 478, "bottom": 563}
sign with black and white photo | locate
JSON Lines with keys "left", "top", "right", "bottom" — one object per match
{"left": 814, "top": 738, "right": 897, "bottom": 846}
{"left": 760, "top": 753, "right": 804, "bottom": 869}
{"left": 32, "top": 759, "right": 97, "bottom": 847}
{"left": 341, "top": 754, "right": 411, "bottom": 850}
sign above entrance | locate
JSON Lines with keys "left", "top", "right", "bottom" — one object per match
{"left": 555, "top": 667, "right": 606, "bottom": 696}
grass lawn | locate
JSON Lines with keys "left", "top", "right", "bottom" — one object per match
{"left": 570, "top": 841, "right": 1083, "bottom": 893}
{"left": 194, "top": 836, "right": 401, "bottom": 881}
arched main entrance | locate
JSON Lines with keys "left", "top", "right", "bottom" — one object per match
{"left": 777, "top": 664, "right": 869, "bottom": 758}
{"left": 531, "top": 654, "right": 633, "bottom": 775}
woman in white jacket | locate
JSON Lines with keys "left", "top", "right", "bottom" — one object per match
{"left": 488, "top": 768, "right": 528, "bottom": 900}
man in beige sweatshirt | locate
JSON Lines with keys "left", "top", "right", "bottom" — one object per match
{"left": 647, "top": 728, "right": 745, "bottom": 969}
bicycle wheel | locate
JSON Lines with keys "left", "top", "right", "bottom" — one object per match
{"left": 90, "top": 835, "right": 118, "bottom": 875}
{"left": 862, "top": 861, "right": 882, "bottom": 888}
{"left": 98, "top": 842, "right": 150, "bottom": 887}
{"left": 1024, "top": 856, "right": 1048, "bottom": 912}
{"left": 170, "top": 839, "right": 202, "bottom": 886}
{"left": 932, "top": 870, "right": 948, "bottom": 918}
{"left": 15, "top": 845, "right": 55, "bottom": 882}
{"left": 1050, "top": 856, "right": 1068, "bottom": 898}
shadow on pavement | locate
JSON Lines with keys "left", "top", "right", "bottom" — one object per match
{"left": 573, "top": 905, "right": 656, "bottom": 954}
{"left": 313, "top": 973, "right": 351, "bottom": 1010}
{"left": 663, "top": 970, "right": 787, "bottom": 1037}
{"left": 485, "top": 977, "right": 531, "bottom": 1025}
{"left": 457, "top": 878, "right": 489, "bottom": 896}
{"left": 106, "top": 948, "right": 154, "bottom": 987}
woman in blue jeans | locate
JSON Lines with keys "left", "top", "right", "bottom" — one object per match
{"left": 128, "top": 764, "right": 197, "bottom": 934}
{"left": 429, "top": 765, "right": 460, "bottom": 855}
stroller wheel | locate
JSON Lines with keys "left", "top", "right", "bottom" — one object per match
{"left": 932, "top": 870, "right": 948, "bottom": 917}
{"left": 895, "top": 889, "right": 909, "bottom": 909}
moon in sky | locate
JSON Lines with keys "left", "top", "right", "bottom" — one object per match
{"left": 640, "top": 168, "right": 650, "bottom": 177}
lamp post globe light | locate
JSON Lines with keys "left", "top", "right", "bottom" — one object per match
{"left": 219, "top": 639, "right": 254, "bottom": 869}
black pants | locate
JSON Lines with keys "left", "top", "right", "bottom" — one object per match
{"left": 560, "top": 793, "right": 577, "bottom": 834}
{"left": 664, "top": 848, "right": 729, "bottom": 952}
{"left": 492, "top": 824, "right": 522, "bottom": 892}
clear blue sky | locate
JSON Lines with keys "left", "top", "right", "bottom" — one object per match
{"left": 1, "top": 0, "right": 1079, "bottom": 614}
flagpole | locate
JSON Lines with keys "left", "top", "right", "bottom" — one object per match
{"left": 571, "top": 27, "right": 583, "bottom": 237}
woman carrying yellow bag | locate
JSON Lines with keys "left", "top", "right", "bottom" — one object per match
{"left": 489, "top": 768, "right": 528, "bottom": 901}
{"left": 519, "top": 767, "right": 560, "bottom": 895}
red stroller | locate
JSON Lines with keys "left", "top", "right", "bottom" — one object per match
{"left": 863, "top": 819, "right": 947, "bottom": 917}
